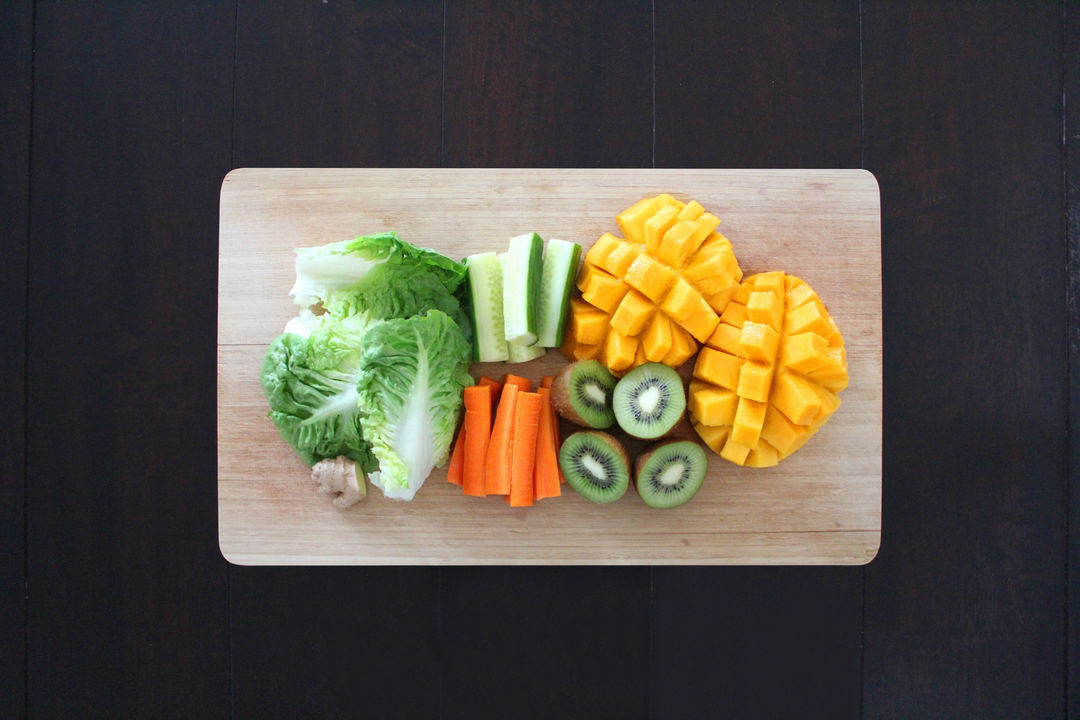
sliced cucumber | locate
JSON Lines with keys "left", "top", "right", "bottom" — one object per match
{"left": 466, "top": 252, "right": 509, "bottom": 362}
{"left": 507, "top": 341, "right": 547, "bottom": 364}
{"left": 502, "top": 232, "right": 544, "bottom": 346}
{"left": 535, "top": 238, "right": 583, "bottom": 347}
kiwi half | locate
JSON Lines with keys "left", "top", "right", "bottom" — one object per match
{"left": 613, "top": 363, "right": 686, "bottom": 439}
{"left": 559, "top": 431, "right": 630, "bottom": 504}
{"left": 633, "top": 439, "right": 708, "bottom": 509}
{"left": 551, "top": 360, "right": 618, "bottom": 429}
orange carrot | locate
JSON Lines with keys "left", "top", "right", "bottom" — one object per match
{"left": 504, "top": 374, "right": 532, "bottom": 393}
{"left": 540, "top": 376, "right": 554, "bottom": 390}
{"left": 509, "top": 391, "right": 543, "bottom": 507}
{"left": 447, "top": 424, "right": 466, "bottom": 486}
{"left": 485, "top": 384, "right": 519, "bottom": 495}
{"left": 478, "top": 375, "right": 503, "bottom": 407}
{"left": 462, "top": 385, "right": 492, "bottom": 497}
{"left": 533, "top": 388, "right": 562, "bottom": 500}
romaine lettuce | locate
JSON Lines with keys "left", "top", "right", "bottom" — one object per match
{"left": 291, "top": 231, "right": 467, "bottom": 307}
{"left": 356, "top": 310, "right": 473, "bottom": 500}
{"left": 260, "top": 314, "right": 377, "bottom": 471}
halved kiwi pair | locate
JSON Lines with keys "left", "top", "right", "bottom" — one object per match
{"left": 552, "top": 360, "right": 686, "bottom": 440}
{"left": 559, "top": 432, "right": 708, "bottom": 509}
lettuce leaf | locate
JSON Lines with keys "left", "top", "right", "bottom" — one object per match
{"left": 356, "top": 310, "right": 473, "bottom": 500}
{"left": 259, "top": 314, "right": 377, "bottom": 471}
{"left": 291, "top": 231, "right": 467, "bottom": 307}
{"left": 325, "top": 263, "right": 472, "bottom": 345}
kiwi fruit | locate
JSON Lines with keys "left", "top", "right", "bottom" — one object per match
{"left": 612, "top": 363, "right": 686, "bottom": 439}
{"left": 633, "top": 439, "right": 708, "bottom": 509}
{"left": 559, "top": 431, "right": 631, "bottom": 504}
{"left": 551, "top": 360, "right": 618, "bottom": 429}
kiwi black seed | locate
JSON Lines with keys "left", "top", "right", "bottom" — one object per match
{"left": 633, "top": 439, "right": 708, "bottom": 509}
{"left": 551, "top": 360, "right": 618, "bottom": 429}
{"left": 559, "top": 431, "right": 630, "bottom": 504}
{"left": 613, "top": 363, "right": 686, "bottom": 439}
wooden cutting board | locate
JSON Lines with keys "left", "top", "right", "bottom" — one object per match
{"left": 218, "top": 168, "right": 881, "bottom": 565}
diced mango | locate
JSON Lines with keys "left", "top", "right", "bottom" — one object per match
{"left": 693, "top": 421, "right": 731, "bottom": 455}
{"left": 677, "top": 200, "right": 704, "bottom": 222}
{"left": 731, "top": 397, "right": 767, "bottom": 447}
{"left": 678, "top": 307, "right": 721, "bottom": 344}
{"left": 746, "top": 291, "right": 784, "bottom": 333}
{"left": 786, "top": 281, "right": 818, "bottom": 310}
{"left": 706, "top": 322, "right": 744, "bottom": 357}
{"left": 611, "top": 289, "right": 655, "bottom": 337}
{"left": 657, "top": 221, "right": 697, "bottom": 268}
{"left": 623, "top": 253, "right": 677, "bottom": 302}
{"left": 705, "top": 285, "right": 739, "bottom": 314}
{"left": 603, "top": 330, "right": 639, "bottom": 373}
{"left": 561, "top": 333, "right": 603, "bottom": 363}
{"left": 759, "top": 403, "right": 811, "bottom": 457}
{"left": 642, "top": 312, "right": 673, "bottom": 362}
{"left": 576, "top": 261, "right": 612, "bottom": 293}
{"left": 683, "top": 245, "right": 733, "bottom": 282}
{"left": 719, "top": 301, "right": 748, "bottom": 329}
{"left": 570, "top": 304, "right": 610, "bottom": 346}
{"left": 582, "top": 272, "right": 630, "bottom": 314}
{"left": 653, "top": 193, "right": 685, "bottom": 212}
{"left": 601, "top": 241, "right": 642, "bottom": 277}
{"left": 659, "top": 278, "right": 699, "bottom": 321}
{"left": 785, "top": 300, "right": 832, "bottom": 337}
{"left": 732, "top": 282, "right": 754, "bottom": 305}
{"left": 689, "top": 386, "right": 739, "bottom": 427}
{"left": 782, "top": 332, "right": 830, "bottom": 373}
{"left": 584, "top": 233, "right": 623, "bottom": 268}
{"left": 693, "top": 347, "right": 743, "bottom": 391}
{"left": 738, "top": 321, "right": 780, "bottom": 364}
{"left": 661, "top": 324, "right": 698, "bottom": 367}
{"left": 644, "top": 205, "right": 680, "bottom": 254}
{"left": 736, "top": 361, "right": 774, "bottom": 403}
{"left": 753, "top": 271, "right": 786, "bottom": 305}
{"left": 720, "top": 436, "right": 751, "bottom": 466}
{"left": 805, "top": 346, "right": 849, "bottom": 391}
{"left": 616, "top": 197, "right": 660, "bottom": 245}
{"left": 771, "top": 372, "right": 823, "bottom": 426}
{"left": 744, "top": 439, "right": 779, "bottom": 468}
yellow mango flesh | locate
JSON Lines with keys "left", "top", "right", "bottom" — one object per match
{"left": 565, "top": 194, "right": 744, "bottom": 375}
{"left": 689, "top": 272, "right": 849, "bottom": 466}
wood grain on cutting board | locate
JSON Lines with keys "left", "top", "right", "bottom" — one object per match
{"left": 218, "top": 168, "right": 881, "bottom": 564}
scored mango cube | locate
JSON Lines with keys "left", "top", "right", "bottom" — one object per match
{"left": 570, "top": 302, "right": 611, "bottom": 346}
{"left": 744, "top": 439, "right": 779, "bottom": 468}
{"left": 584, "top": 233, "right": 623, "bottom": 268}
{"left": 616, "top": 197, "right": 660, "bottom": 245}
{"left": 771, "top": 372, "right": 823, "bottom": 426}
{"left": 561, "top": 333, "right": 603, "bottom": 363}
{"left": 603, "top": 329, "right": 639, "bottom": 373}
{"left": 786, "top": 300, "right": 832, "bottom": 337}
{"left": 719, "top": 301, "right": 749, "bottom": 329}
{"left": 611, "top": 289, "right": 655, "bottom": 337}
{"left": 582, "top": 272, "right": 630, "bottom": 314}
{"left": 689, "top": 386, "right": 739, "bottom": 427}
{"left": 678, "top": 200, "right": 704, "bottom": 222}
{"left": 782, "top": 332, "right": 830, "bottom": 373}
{"left": 731, "top": 397, "right": 767, "bottom": 447}
{"left": 693, "top": 347, "right": 744, "bottom": 391}
{"left": 693, "top": 421, "right": 730, "bottom": 455}
{"left": 738, "top": 321, "right": 780, "bottom": 364}
{"left": 720, "top": 436, "right": 752, "bottom": 466}
{"left": 623, "top": 253, "right": 677, "bottom": 302}
{"left": 736, "top": 361, "right": 774, "bottom": 403}
{"left": 706, "top": 322, "right": 744, "bottom": 357}
{"left": 642, "top": 312, "right": 673, "bottom": 362}
{"left": 602, "top": 242, "right": 642, "bottom": 277}
{"left": 661, "top": 324, "right": 698, "bottom": 367}
{"left": 746, "top": 291, "right": 783, "bottom": 333}
{"left": 644, "top": 205, "right": 680, "bottom": 253}
{"left": 805, "top": 346, "right": 849, "bottom": 391}
{"left": 576, "top": 261, "right": 610, "bottom": 293}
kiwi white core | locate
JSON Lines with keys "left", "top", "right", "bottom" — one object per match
{"left": 582, "top": 454, "right": 607, "bottom": 480}
{"left": 585, "top": 382, "right": 606, "bottom": 404}
{"left": 638, "top": 386, "right": 662, "bottom": 414}
{"left": 659, "top": 462, "right": 685, "bottom": 486}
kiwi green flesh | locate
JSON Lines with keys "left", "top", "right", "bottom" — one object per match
{"left": 551, "top": 360, "right": 617, "bottom": 429}
{"left": 559, "top": 431, "right": 630, "bottom": 504}
{"left": 613, "top": 363, "right": 686, "bottom": 439}
{"left": 633, "top": 440, "right": 707, "bottom": 509}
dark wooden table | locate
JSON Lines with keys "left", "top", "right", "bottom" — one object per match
{"left": 2, "top": 2, "right": 1075, "bottom": 718}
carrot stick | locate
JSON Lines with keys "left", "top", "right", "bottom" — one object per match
{"left": 447, "top": 423, "right": 466, "bottom": 486}
{"left": 485, "top": 384, "right": 519, "bottom": 495}
{"left": 478, "top": 375, "right": 503, "bottom": 407}
{"left": 504, "top": 374, "right": 532, "bottom": 393}
{"left": 533, "top": 388, "right": 562, "bottom": 500}
{"left": 540, "top": 376, "right": 554, "bottom": 390}
{"left": 462, "top": 385, "right": 492, "bottom": 497}
{"left": 510, "top": 391, "right": 542, "bottom": 507}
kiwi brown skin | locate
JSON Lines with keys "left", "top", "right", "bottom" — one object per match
{"left": 551, "top": 361, "right": 615, "bottom": 428}
{"left": 550, "top": 363, "right": 586, "bottom": 424}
